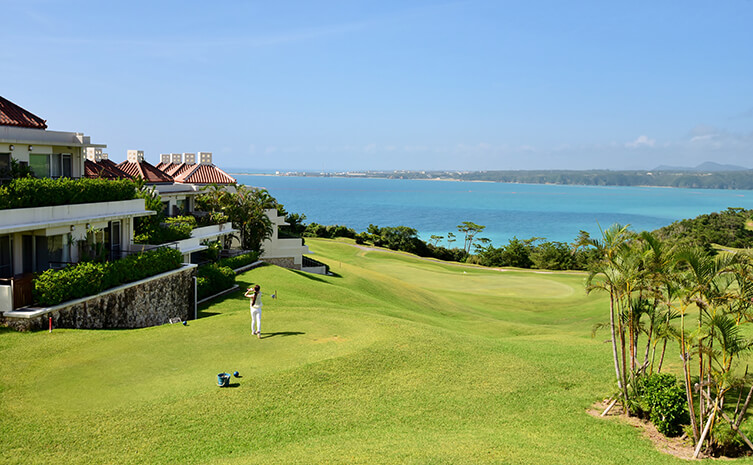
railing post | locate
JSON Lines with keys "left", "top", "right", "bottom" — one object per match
{"left": 193, "top": 276, "right": 197, "bottom": 320}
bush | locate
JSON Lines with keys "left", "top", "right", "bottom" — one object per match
{"left": 529, "top": 241, "right": 573, "bottom": 270}
{"left": 196, "top": 264, "right": 235, "bottom": 300}
{"left": 303, "top": 223, "right": 357, "bottom": 239}
{"left": 33, "top": 248, "right": 183, "bottom": 306}
{"left": 636, "top": 373, "right": 688, "bottom": 437}
{"left": 217, "top": 252, "right": 259, "bottom": 270}
{"left": 0, "top": 177, "right": 136, "bottom": 209}
{"left": 135, "top": 216, "right": 196, "bottom": 245}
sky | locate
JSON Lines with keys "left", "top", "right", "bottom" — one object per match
{"left": 1, "top": 0, "right": 752, "bottom": 172}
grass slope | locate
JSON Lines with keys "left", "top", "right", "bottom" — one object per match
{"left": 0, "top": 238, "right": 708, "bottom": 464}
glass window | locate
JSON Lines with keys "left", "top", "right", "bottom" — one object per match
{"left": 48, "top": 234, "right": 70, "bottom": 268}
{"left": 50, "top": 154, "right": 62, "bottom": 178}
{"left": 29, "top": 154, "right": 49, "bottom": 178}
{"left": 62, "top": 154, "right": 72, "bottom": 178}
{"left": 0, "top": 153, "right": 10, "bottom": 173}
{"left": 176, "top": 199, "right": 187, "bottom": 215}
{"left": 0, "top": 235, "right": 12, "bottom": 278}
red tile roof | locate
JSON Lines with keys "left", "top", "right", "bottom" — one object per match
{"left": 173, "top": 164, "right": 236, "bottom": 185}
{"left": 84, "top": 159, "right": 130, "bottom": 180}
{"left": 117, "top": 159, "right": 174, "bottom": 184}
{"left": 98, "top": 159, "right": 130, "bottom": 178}
{"left": 0, "top": 96, "right": 47, "bottom": 129}
{"left": 155, "top": 162, "right": 193, "bottom": 177}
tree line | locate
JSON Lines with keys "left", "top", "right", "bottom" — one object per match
{"left": 291, "top": 169, "right": 753, "bottom": 191}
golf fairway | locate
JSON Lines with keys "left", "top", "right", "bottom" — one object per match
{"left": 0, "top": 239, "right": 727, "bottom": 464}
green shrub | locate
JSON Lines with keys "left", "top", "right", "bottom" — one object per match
{"left": 217, "top": 252, "right": 259, "bottom": 270}
{"left": 33, "top": 248, "right": 183, "bottom": 306}
{"left": 303, "top": 223, "right": 357, "bottom": 239}
{"left": 0, "top": 178, "right": 136, "bottom": 209}
{"left": 196, "top": 265, "right": 235, "bottom": 300}
{"left": 134, "top": 217, "right": 195, "bottom": 245}
{"left": 636, "top": 373, "right": 688, "bottom": 437}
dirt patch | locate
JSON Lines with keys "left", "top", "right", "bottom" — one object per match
{"left": 588, "top": 400, "right": 700, "bottom": 460}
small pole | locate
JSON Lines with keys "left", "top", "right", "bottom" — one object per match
{"left": 193, "top": 276, "right": 198, "bottom": 320}
{"left": 48, "top": 316, "right": 52, "bottom": 333}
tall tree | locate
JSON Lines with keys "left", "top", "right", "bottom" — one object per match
{"left": 457, "top": 221, "right": 485, "bottom": 254}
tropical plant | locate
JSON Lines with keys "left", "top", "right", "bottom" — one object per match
{"left": 195, "top": 184, "right": 275, "bottom": 252}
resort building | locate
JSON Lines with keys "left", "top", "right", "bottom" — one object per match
{"left": 0, "top": 97, "right": 154, "bottom": 310}
{"left": 0, "top": 95, "right": 321, "bottom": 320}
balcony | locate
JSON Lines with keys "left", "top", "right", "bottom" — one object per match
{"left": 144, "top": 222, "right": 237, "bottom": 257}
{"left": 0, "top": 199, "right": 153, "bottom": 235}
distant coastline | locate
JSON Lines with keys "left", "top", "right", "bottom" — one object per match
{"left": 226, "top": 169, "right": 753, "bottom": 191}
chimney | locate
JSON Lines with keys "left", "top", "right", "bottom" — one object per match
{"left": 102, "top": 153, "right": 109, "bottom": 160}
{"left": 171, "top": 153, "right": 182, "bottom": 164}
{"left": 198, "top": 152, "right": 212, "bottom": 165}
{"left": 85, "top": 147, "right": 103, "bottom": 162}
{"left": 160, "top": 153, "right": 171, "bottom": 164}
{"left": 127, "top": 150, "right": 145, "bottom": 163}
{"left": 183, "top": 153, "right": 196, "bottom": 164}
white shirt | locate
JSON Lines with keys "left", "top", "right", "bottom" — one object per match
{"left": 249, "top": 291, "right": 262, "bottom": 309}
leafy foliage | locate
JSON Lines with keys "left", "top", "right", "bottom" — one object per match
{"left": 135, "top": 216, "right": 196, "bottom": 245}
{"left": 33, "top": 248, "right": 183, "bottom": 306}
{"left": 0, "top": 177, "right": 136, "bottom": 209}
{"left": 195, "top": 184, "right": 275, "bottom": 252}
{"left": 635, "top": 373, "right": 689, "bottom": 437}
{"left": 654, "top": 207, "right": 753, "bottom": 251}
{"left": 303, "top": 223, "right": 356, "bottom": 239}
{"left": 196, "top": 264, "right": 235, "bottom": 300}
{"left": 216, "top": 252, "right": 260, "bottom": 270}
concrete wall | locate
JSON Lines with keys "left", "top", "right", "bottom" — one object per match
{"left": 0, "top": 265, "right": 196, "bottom": 331}
{"left": 260, "top": 208, "right": 310, "bottom": 268}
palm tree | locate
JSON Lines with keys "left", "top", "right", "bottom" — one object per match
{"left": 581, "top": 224, "right": 634, "bottom": 412}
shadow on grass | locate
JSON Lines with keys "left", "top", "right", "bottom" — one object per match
{"left": 289, "top": 269, "right": 341, "bottom": 283}
{"left": 260, "top": 331, "right": 305, "bottom": 340}
{"left": 220, "top": 383, "right": 241, "bottom": 388}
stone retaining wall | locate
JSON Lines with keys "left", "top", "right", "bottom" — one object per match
{"left": 1, "top": 265, "right": 196, "bottom": 331}
{"left": 261, "top": 257, "right": 299, "bottom": 270}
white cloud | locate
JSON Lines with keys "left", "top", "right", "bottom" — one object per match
{"left": 626, "top": 135, "right": 655, "bottom": 148}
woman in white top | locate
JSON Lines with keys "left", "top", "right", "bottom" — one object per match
{"left": 244, "top": 284, "right": 262, "bottom": 338}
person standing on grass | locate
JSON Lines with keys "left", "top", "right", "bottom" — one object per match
{"left": 244, "top": 284, "right": 263, "bottom": 338}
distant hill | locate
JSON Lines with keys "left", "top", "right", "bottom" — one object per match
{"left": 653, "top": 161, "right": 749, "bottom": 172}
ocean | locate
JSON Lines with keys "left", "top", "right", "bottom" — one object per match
{"left": 233, "top": 174, "right": 753, "bottom": 248}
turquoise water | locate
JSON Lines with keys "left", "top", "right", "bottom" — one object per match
{"left": 234, "top": 175, "right": 753, "bottom": 247}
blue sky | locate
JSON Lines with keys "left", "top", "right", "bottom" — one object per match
{"left": 2, "top": 0, "right": 752, "bottom": 171}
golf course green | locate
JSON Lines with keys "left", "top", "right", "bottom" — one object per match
{"left": 0, "top": 239, "right": 719, "bottom": 464}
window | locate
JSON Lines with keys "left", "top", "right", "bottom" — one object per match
{"left": 28, "top": 153, "right": 73, "bottom": 178}
{"left": 106, "top": 221, "right": 121, "bottom": 260}
{"left": 29, "top": 154, "right": 49, "bottom": 178}
{"left": 176, "top": 198, "right": 188, "bottom": 215}
{"left": 0, "top": 153, "right": 10, "bottom": 173}
{"left": 62, "top": 154, "right": 72, "bottom": 177}
{"left": 0, "top": 235, "right": 12, "bottom": 278}
{"left": 47, "top": 234, "right": 70, "bottom": 269}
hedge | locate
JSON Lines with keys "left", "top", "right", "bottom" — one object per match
{"left": 33, "top": 248, "right": 183, "bottom": 306}
{"left": 0, "top": 177, "right": 137, "bottom": 210}
{"left": 196, "top": 264, "right": 235, "bottom": 300}
{"left": 216, "top": 252, "right": 259, "bottom": 270}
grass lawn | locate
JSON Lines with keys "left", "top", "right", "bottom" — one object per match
{"left": 0, "top": 238, "right": 730, "bottom": 464}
